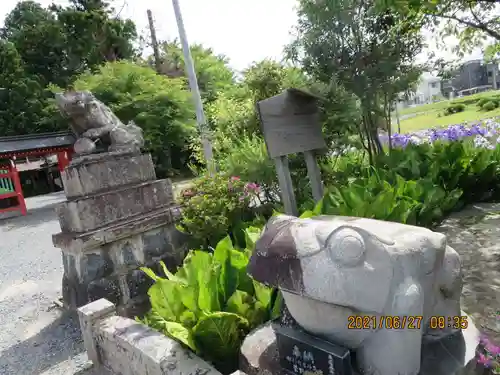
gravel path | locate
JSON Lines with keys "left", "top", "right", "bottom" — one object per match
{"left": 438, "top": 203, "right": 500, "bottom": 343}
{"left": 0, "top": 192, "right": 109, "bottom": 375}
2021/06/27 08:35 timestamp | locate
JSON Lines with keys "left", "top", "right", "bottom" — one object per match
{"left": 347, "top": 315, "right": 469, "bottom": 330}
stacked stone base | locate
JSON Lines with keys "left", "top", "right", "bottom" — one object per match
{"left": 53, "top": 152, "right": 188, "bottom": 317}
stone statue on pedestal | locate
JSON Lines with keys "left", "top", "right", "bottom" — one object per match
{"left": 247, "top": 215, "right": 464, "bottom": 375}
{"left": 55, "top": 91, "right": 144, "bottom": 155}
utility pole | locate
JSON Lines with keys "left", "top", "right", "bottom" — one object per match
{"left": 147, "top": 10, "right": 162, "bottom": 74}
{"left": 394, "top": 100, "right": 401, "bottom": 134}
{"left": 171, "top": 0, "right": 215, "bottom": 174}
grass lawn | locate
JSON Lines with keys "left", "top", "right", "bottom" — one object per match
{"left": 398, "top": 89, "right": 500, "bottom": 117}
{"left": 398, "top": 106, "right": 500, "bottom": 133}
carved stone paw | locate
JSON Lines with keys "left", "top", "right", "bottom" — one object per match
{"left": 74, "top": 138, "right": 96, "bottom": 155}
{"left": 83, "top": 128, "right": 105, "bottom": 139}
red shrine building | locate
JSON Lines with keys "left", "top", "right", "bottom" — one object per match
{"left": 0, "top": 131, "right": 75, "bottom": 216}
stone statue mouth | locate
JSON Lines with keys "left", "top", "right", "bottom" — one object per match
{"left": 281, "top": 288, "right": 380, "bottom": 316}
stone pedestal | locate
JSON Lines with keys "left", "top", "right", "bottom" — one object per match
{"left": 241, "top": 317, "right": 483, "bottom": 375}
{"left": 53, "top": 152, "right": 189, "bottom": 316}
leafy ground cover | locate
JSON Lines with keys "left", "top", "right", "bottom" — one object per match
{"left": 138, "top": 228, "right": 281, "bottom": 374}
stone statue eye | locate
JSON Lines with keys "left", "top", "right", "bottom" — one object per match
{"left": 325, "top": 227, "right": 366, "bottom": 266}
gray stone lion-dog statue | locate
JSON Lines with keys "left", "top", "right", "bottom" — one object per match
{"left": 247, "top": 215, "right": 464, "bottom": 375}
{"left": 55, "top": 90, "right": 144, "bottom": 155}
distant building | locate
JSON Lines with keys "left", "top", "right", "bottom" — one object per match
{"left": 405, "top": 72, "right": 442, "bottom": 105}
{"left": 441, "top": 59, "right": 500, "bottom": 98}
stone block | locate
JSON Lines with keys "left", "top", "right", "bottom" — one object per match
{"left": 80, "top": 251, "right": 114, "bottom": 284}
{"left": 143, "top": 228, "right": 170, "bottom": 259}
{"left": 87, "top": 277, "right": 121, "bottom": 305}
{"left": 77, "top": 298, "right": 116, "bottom": 365}
{"left": 126, "top": 269, "right": 154, "bottom": 299}
{"left": 96, "top": 315, "right": 222, "bottom": 375}
{"left": 240, "top": 322, "right": 282, "bottom": 375}
{"left": 56, "top": 179, "right": 174, "bottom": 232}
{"left": 62, "top": 153, "right": 156, "bottom": 199}
{"left": 53, "top": 206, "right": 175, "bottom": 254}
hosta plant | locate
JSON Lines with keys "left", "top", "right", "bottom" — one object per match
{"left": 137, "top": 227, "right": 282, "bottom": 374}
{"left": 300, "top": 168, "right": 463, "bottom": 228}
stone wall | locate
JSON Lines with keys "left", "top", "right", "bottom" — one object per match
{"left": 53, "top": 152, "right": 189, "bottom": 316}
{"left": 78, "top": 299, "right": 223, "bottom": 375}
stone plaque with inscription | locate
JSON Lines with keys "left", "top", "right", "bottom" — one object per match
{"left": 273, "top": 322, "right": 353, "bottom": 375}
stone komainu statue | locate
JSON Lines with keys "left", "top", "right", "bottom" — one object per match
{"left": 55, "top": 91, "right": 145, "bottom": 155}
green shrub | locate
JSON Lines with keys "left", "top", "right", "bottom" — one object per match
{"left": 482, "top": 100, "right": 497, "bottom": 111}
{"left": 375, "top": 141, "right": 500, "bottom": 205}
{"left": 218, "top": 136, "right": 280, "bottom": 206}
{"left": 301, "top": 168, "right": 462, "bottom": 228}
{"left": 177, "top": 173, "right": 263, "bottom": 249}
{"left": 477, "top": 98, "right": 490, "bottom": 107}
{"left": 444, "top": 103, "right": 465, "bottom": 116}
{"left": 138, "top": 230, "right": 281, "bottom": 374}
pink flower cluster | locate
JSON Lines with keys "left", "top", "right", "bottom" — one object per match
{"left": 478, "top": 334, "right": 500, "bottom": 371}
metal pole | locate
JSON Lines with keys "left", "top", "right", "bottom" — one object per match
{"left": 171, "top": 0, "right": 215, "bottom": 174}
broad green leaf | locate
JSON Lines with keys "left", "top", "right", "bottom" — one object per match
{"left": 198, "top": 263, "right": 222, "bottom": 312}
{"left": 271, "top": 291, "right": 283, "bottom": 320}
{"left": 148, "top": 279, "right": 185, "bottom": 321}
{"left": 253, "top": 280, "right": 273, "bottom": 309}
{"left": 159, "top": 260, "right": 181, "bottom": 282}
{"left": 370, "top": 190, "right": 395, "bottom": 219}
{"left": 214, "top": 236, "right": 239, "bottom": 304}
{"left": 230, "top": 249, "right": 254, "bottom": 295}
{"left": 179, "top": 310, "right": 197, "bottom": 329}
{"left": 140, "top": 266, "right": 162, "bottom": 282}
{"left": 299, "top": 210, "right": 315, "bottom": 219}
{"left": 225, "top": 289, "right": 254, "bottom": 320}
{"left": 312, "top": 197, "right": 324, "bottom": 215}
{"left": 162, "top": 321, "right": 197, "bottom": 352}
{"left": 192, "top": 312, "right": 249, "bottom": 364}
{"left": 244, "top": 226, "right": 262, "bottom": 250}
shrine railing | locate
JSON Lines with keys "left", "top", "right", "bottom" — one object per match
{"left": 0, "top": 161, "right": 27, "bottom": 216}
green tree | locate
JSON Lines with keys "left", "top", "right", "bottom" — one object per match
{"left": 201, "top": 59, "right": 310, "bottom": 163}
{"left": 63, "top": 61, "right": 196, "bottom": 176}
{"left": 0, "top": 0, "right": 138, "bottom": 137}
{"left": 376, "top": 0, "right": 500, "bottom": 58}
{"left": 1, "top": 1, "right": 68, "bottom": 86}
{"left": 2, "top": 0, "right": 137, "bottom": 87}
{"left": 288, "top": 0, "right": 423, "bottom": 161}
{"left": 0, "top": 40, "right": 57, "bottom": 136}
{"left": 52, "top": 0, "right": 137, "bottom": 77}
{"left": 242, "top": 59, "right": 310, "bottom": 102}
{"left": 151, "top": 40, "right": 235, "bottom": 103}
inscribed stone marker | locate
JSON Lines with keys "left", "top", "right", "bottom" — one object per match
{"left": 273, "top": 322, "right": 353, "bottom": 375}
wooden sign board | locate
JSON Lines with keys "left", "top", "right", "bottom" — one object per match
{"left": 257, "top": 88, "right": 326, "bottom": 159}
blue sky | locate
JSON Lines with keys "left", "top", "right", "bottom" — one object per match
{"left": 0, "top": 0, "right": 484, "bottom": 72}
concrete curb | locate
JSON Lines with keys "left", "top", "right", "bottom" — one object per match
{"left": 77, "top": 299, "right": 222, "bottom": 375}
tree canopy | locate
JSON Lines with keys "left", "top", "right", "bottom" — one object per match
{"left": 288, "top": 0, "right": 423, "bottom": 159}
{"left": 377, "top": 0, "right": 500, "bottom": 59}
